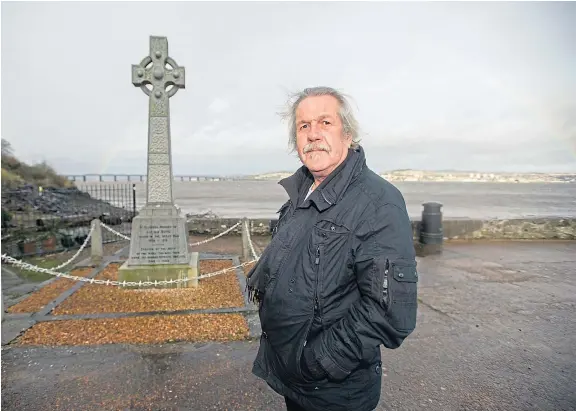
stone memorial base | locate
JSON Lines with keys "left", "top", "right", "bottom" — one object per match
{"left": 120, "top": 204, "right": 198, "bottom": 288}
{"left": 127, "top": 205, "right": 191, "bottom": 265}
{"left": 118, "top": 252, "right": 200, "bottom": 289}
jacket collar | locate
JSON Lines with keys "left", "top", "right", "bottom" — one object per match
{"left": 279, "top": 146, "right": 366, "bottom": 212}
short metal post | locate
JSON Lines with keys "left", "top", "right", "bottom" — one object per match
{"left": 91, "top": 218, "right": 103, "bottom": 266}
{"left": 419, "top": 202, "right": 443, "bottom": 256}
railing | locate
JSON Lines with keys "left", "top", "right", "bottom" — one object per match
{"left": 1, "top": 184, "right": 136, "bottom": 258}
{"left": 64, "top": 174, "right": 243, "bottom": 182}
{"left": 1, "top": 218, "right": 260, "bottom": 287}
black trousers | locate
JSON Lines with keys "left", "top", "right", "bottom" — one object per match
{"left": 285, "top": 395, "right": 377, "bottom": 411}
{"left": 284, "top": 396, "right": 310, "bottom": 411}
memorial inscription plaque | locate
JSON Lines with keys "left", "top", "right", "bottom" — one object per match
{"left": 128, "top": 218, "right": 190, "bottom": 266}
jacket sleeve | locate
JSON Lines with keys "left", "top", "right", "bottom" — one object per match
{"left": 307, "top": 202, "right": 419, "bottom": 381}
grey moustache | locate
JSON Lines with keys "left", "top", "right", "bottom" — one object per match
{"left": 303, "top": 144, "right": 330, "bottom": 154}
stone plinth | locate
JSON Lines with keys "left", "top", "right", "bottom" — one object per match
{"left": 121, "top": 205, "right": 196, "bottom": 287}
{"left": 127, "top": 205, "right": 190, "bottom": 266}
{"left": 118, "top": 252, "right": 199, "bottom": 289}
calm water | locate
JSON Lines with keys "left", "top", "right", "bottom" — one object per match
{"left": 82, "top": 181, "right": 576, "bottom": 220}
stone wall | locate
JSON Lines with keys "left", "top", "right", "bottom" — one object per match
{"left": 187, "top": 217, "right": 576, "bottom": 241}
{"left": 186, "top": 218, "right": 271, "bottom": 236}
{"left": 440, "top": 217, "right": 576, "bottom": 240}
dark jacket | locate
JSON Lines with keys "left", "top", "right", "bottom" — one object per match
{"left": 247, "top": 146, "right": 418, "bottom": 411}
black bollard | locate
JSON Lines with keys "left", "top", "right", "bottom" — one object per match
{"left": 419, "top": 202, "right": 443, "bottom": 256}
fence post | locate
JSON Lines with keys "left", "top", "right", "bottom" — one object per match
{"left": 241, "top": 217, "right": 250, "bottom": 261}
{"left": 91, "top": 218, "right": 103, "bottom": 265}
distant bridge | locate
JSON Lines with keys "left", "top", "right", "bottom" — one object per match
{"left": 65, "top": 174, "right": 244, "bottom": 182}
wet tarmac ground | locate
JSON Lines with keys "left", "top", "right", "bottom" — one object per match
{"left": 2, "top": 241, "right": 576, "bottom": 411}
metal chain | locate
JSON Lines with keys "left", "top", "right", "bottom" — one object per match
{"left": 197, "top": 259, "right": 256, "bottom": 280}
{"left": 100, "top": 221, "right": 242, "bottom": 246}
{"left": 0, "top": 225, "right": 94, "bottom": 273}
{"left": 52, "top": 224, "right": 95, "bottom": 270}
{"left": 244, "top": 220, "right": 260, "bottom": 261}
{"left": 0, "top": 253, "right": 257, "bottom": 287}
{"left": 100, "top": 223, "right": 131, "bottom": 240}
{"left": 190, "top": 221, "right": 242, "bottom": 245}
{"left": 0, "top": 219, "right": 259, "bottom": 287}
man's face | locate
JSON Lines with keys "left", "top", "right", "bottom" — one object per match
{"left": 295, "top": 95, "right": 352, "bottom": 178}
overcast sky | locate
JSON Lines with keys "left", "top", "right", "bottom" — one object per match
{"left": 2, "top": 1, "right": 575, "bottom": 176}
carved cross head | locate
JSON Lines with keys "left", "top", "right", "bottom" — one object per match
{"left": 131, "top": 36, "right": 185, "bottom": 99}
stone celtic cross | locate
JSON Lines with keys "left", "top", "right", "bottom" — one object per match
{"left": 121, "top": 36, "right": 195, "bottom": 284}
{"left": 131, "top": 36, "right": 185, "bottom": 205}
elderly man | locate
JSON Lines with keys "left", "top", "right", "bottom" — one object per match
{"left": 247, "top": 86, "right": 418, "bottom": 411}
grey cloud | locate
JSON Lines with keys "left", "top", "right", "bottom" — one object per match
{"left": 1, "top": 1, "right": 575, "bottom": 175}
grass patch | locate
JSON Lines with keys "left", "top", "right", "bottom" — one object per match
{"left": 7, "top": 255, "right": 68, "bottom": 283}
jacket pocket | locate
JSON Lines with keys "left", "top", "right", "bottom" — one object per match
{"left": 383, "top": 259, "right": 418, "bottom": 333}
{"left": 310, "top": 219, "right": 353, "bottom": 301}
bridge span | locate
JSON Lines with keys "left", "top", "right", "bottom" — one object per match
{"left": 65, "top": 174, "right": 242, "bottom": 182}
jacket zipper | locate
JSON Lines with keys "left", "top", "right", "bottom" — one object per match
{"left": 382, "top": 258, "right": 389, "bottom": 307}
{"left": 314, "top": 245, "right": 321, "bottom": 313}
{"left": 300, "top": 244, "right": 321, "bottom": 372}
{"left": 304, "top": 245, "right": 321, "bottom": 339}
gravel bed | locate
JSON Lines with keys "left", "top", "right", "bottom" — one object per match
{"left": 6, "top": 268, "right": 94, "bottom": 314}
{"left": 15, "top": 313, "right": 249, "bottom": 346}
{"left": 51, "top": 260, "right": 245, "bottom": 315}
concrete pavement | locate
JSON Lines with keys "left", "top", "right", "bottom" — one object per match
{"left": 2, "top": 241, "right": 575, "bottom": 410}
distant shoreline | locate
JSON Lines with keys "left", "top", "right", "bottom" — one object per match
{"left": 252, "top": 171, "right": 576, "bottom": 184}
{"left": 62, "top": 171, "right": 576, "bottom": 184}
{"left": 251, "top": 179, "right": 575, "bottom": 184}
{"left": 70, "top": 179, "right": 576, "bottom": 184}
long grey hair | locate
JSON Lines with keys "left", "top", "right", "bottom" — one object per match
{"left": 279, "top": 86, "right": 362, "bottom": 153}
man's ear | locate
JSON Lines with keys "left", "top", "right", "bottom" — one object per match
{"left": 343, "top": 132, "right": 353, "bottom": 147}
